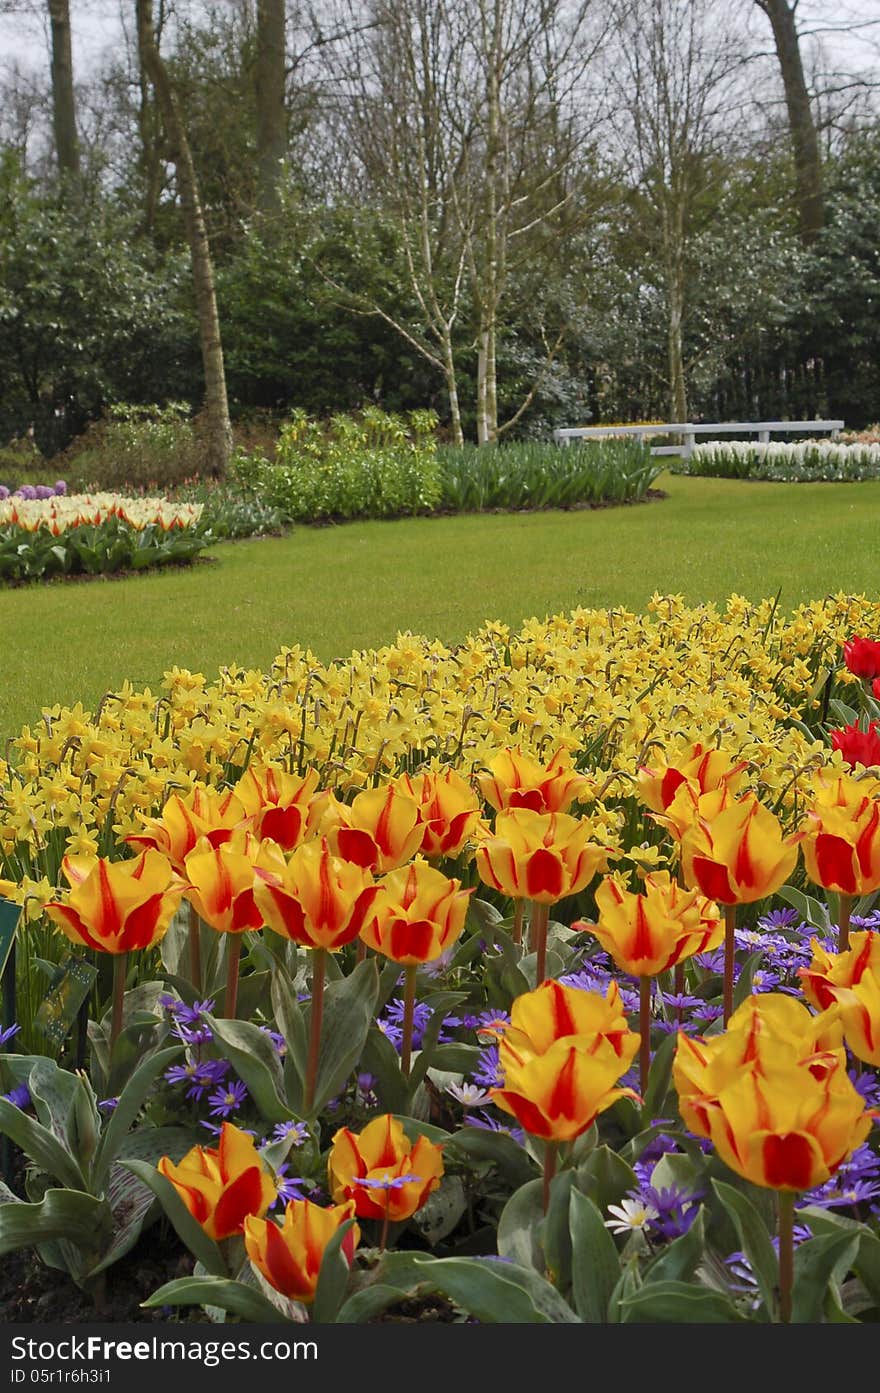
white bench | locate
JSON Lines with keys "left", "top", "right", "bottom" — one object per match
{"left": 553, "top": 420, "right": 845, "bottom": 460}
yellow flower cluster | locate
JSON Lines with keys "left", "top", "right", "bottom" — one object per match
{"left": 1, "top": 591, "right": 875, "bottom": 914}
{"left": 0, "top": 493, "right": 203, "bottom": 533}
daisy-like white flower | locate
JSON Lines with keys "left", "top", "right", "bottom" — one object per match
{"left": 445, "top": 1081, "right": 491, "bottom": 1107}
{"left": 604, "top": 1197, "right": 658, "bottom": 1235}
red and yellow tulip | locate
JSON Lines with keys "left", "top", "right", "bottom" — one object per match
{"left": 157, "top": 1122, "right": 276, "bottom": 1240}
{"left": 359, "top": 859, "right": 473, "bottom": 964}
{"left": 45, "top": 849, "right": 184, "bottom": 954}
{"left": 126, "top": 783, "right": 246, "bottom": 872}
{"left": 320, "top": 782, "right": 424, "bottom": 872}
{"left": 582, "top": 871, "right": 722, "bottom": 977}
{"left": 233, "top": 764, "right": 323, "bottom": 851}
{"left": 328, "top": 1114, "right": 444, "bottom": 1223}
{"left": 183, "top": 830, "right": 283, "bottom": 935}
{"left": 679, "top": 793, "right": 800, "bottom": 905}
{"left": 476, "top": 746, "right": 590, "bottom": 814}
{"left": 799, "top": 773, "right": 880, "bottom": 898}
{"left": 400, "top": 769, "right": 483, "bottom": 858}
{"left": 244, "top": 1199, "right": 360, "bottom": 1304}
{"left": 253, "top": 837, "right": 378, "bottom": 951}
{"left": 636, "top": 741, "right": 748, "bottom": 817}
{"left": 475, "top": 808, "right": 613, "bottom": 904}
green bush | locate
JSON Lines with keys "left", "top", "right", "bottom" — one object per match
{"left": 231, "top": 407, "right": 441, "bottom": 522}
{"left": 175, "top": 477, "right": 286, "bottom": 539}
{"left": 63, "top": 403, "right": 206, "bottom": 493}
{"left": 436, "top": 438, "right": 661, "bottom": 512}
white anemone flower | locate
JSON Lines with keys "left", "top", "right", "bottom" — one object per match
{"left": 604, "top": 1197, "right": 658, "bottom": 1235}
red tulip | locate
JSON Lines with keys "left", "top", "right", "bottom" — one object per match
{"left": 830, "top": 721, "right": 880, "bottom": 772}
{"left": 843, "top": 636, "right": 880, "bottom": 681}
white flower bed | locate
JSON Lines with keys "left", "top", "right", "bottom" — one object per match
{"left": 689, "top": 439, "right": 880, "bottom": 481}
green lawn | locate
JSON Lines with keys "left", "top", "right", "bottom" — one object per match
{"left": 3, "top": 472, "right": 879, "bottom": 740}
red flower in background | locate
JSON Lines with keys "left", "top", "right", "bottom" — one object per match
{"left": 843, "top": 636, "right": 880, "bottom": 681}
{"left": 831, "top": 721, "right": 880, "bottom": 771}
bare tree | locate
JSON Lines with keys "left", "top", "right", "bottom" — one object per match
{"left": 47, "top": 0, "right": 79, "bottom": 178}
{"left": 607, "top": 0, "right": 743, "bottom": 422}
{"left": 135, "top": 0, "right": 232, "bottom": 476}
{"left": 754, "top": 0, "right": 824, "bottom": 241}
{"left": 255, "top": 0, "right": 286, "bottom": 218}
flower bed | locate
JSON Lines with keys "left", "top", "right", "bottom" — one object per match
{"left": 1, "top": 593, "right": 879, "bottom": 1326}
{"left": 688, "top": 439, "right": 880, "bottom": 482}
{"left": 0, "top": 492, "right": 209, "bottom": 581}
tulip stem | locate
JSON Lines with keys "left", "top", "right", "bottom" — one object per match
{"left": 188, "top": 901, "right": 202, "bottom": 993}
{"left": 639, "top": 976, "right": 652, "bottom": 1097}
{"left": 837, "top": 893, "right": 853, "bottom": 953}
{"left": 356, "top": 938, "right": 367, "bottom": 964}
{"left": 303, "top": 948, "right": 327, "bottom": 1115}
{"left": 542, "top": 1142, "right": 557, "bottom": 1216}
{"left": 673, "top": 962, "right": 685, "bottom": 1025}
{"left": 379, "top": 1212, "right": 390, "bottom": 1253}
{"left": 532, "top": 902, "right": 550, "bottom": 986}
{"left": 723, "top": 904, "right": 737, "bottom": 1025}
{"left": 110, "top": 953, "right": 127, "bottom": 1054}
{"left": 777, "top": 1190, "right": 795, "bottom": 1324}
{"left": 513, "top": 900, "right": 524, "bottom": 947}
{"left": 401, "top": 965, "right": 418, "bottom": 1077}
{"left": 224, "top": 934, "right": 242, "bottom": 1020}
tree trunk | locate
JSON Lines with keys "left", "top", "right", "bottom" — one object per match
{"left": 443, "top": 339, "right": 464, "bottom": 447}
{"left": 476, "top": 332, "right": 490, "bottom": 445}
{"left": 757, "top": 0, "right": 824, "bottom": 243}
{"left": 255, "top": 0, "right": 287, "bottom": 220}
{"left": 136, "top": 0, "right": 232, "bottom": 478}
{"left": 47, "top": 0, "right": 79, "bottom": 180}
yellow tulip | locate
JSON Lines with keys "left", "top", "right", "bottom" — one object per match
{"left": 158, "top": 1122, "right": 276, "bottom": 1240}
{"left": 45, "top": 849, "right": 183, "bottom": 955}
{"left": 244, "top": 1200, "right": 360, "bottom": 1304}
{"left": 583, "top": 871, "right": 722, "bottom": 977}
{"left": 359, "top": 859, "right": 473, "bottom": 964}
{"left": 679, "top": 793, "right": 801, "bottom": 905}
{"left": 328, "top": 1114, "right": 444, "bottom": 1223}
{"left": 476, "top": 746, "right": 590, "bottom": 814}
{"left": 475, "top": 808, "right": 613, "bottom": 904}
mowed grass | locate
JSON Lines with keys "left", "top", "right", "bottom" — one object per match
{"left": 2, "top": 472, "right": 879, "bottom": 740}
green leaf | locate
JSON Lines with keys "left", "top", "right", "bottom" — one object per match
{"left": 359, "top": 1025, "right": 409, "bottom": 1115}
{"left": 712, "top": 1179, "right": 778, "bottom": 1318}
{"left": 641, "top": 1028, "right": 677, "bottom": 1120}
{"left": 732, "top": 951, "right": 765, "bottom": 1010}
{"left": 120, "top": 1158, "right": 227, "bottom": 1277}
{"left": 335, "top": 1283, "right": 417, "bottom": 1324}
{"left": 775, "top": 884, "right": 830, "bottom": 933}
{"left": 576, "top": 1144, "right": 638, "bottom": 1215}
{"left": 205, "top": 1015, "right": 294, "bottom": 1124}
{"left": 308, "top": 957, "right": 380, "bottom": 1116}
{"left": 0, "top": 1098, "right": 87, "bottom": 1192}
{"left": 643, "top": 1209, "right": 705, "bottom": 1284}
{"left": 377, "top": 1252, "right": 580, "bottom": 1323}
{"left": 540, "top": 1169, "right": 575, "bottom": 1292}
{"left": 311, "top": 1218, "right": 358, "bottom": 1324}
{"left": 446, "top": 1127, "right": 537, "bottom": 1190}
{"left": 270, "top": 959, "right": 308, "bottom": 1086}
{"left": 798, "top": 1207, "right": 880, "bottom": 1310}
{"left": 90, "top": 1045, "right": 182, "bottom": 1192}
{"left": 619, "top": 1279, "right": 747, "bottom": 1323}
{"left": 405, "top": 990, "right": 468, "bottom": 1099}
{"left": 142, "top": 1276, "right": 290, "bottom": 1322}
{"left": 791, "top": 1232, "right": 860, "bottom": 1325}
{"left": 497, "top": 1178, "right": 545, "bottom": 1271}
{"left": 569, "top": 1188, "right": 621, "bottom": 1323}
{"left": 0, "top": 1188, "right": 110, "bottom": 1257}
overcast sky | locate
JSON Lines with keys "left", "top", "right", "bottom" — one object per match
{"left": 1, "top": 0, "right": 878, "bottom": 82}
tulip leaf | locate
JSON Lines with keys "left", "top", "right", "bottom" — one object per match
{"left": 0, "top": 1097, "right": 87, "bottom": 1192}
{"left": 732, "top": 951, "right": 765, "bottom": 1011}
{"left": 445, "top": 1127, "right": 537, "bottom": 1190}
{"left": 269, "top": 959, "right": 308, "bottom": 1082}
{"left": 360, "top": 1026, "right": 410, "bottom": 1114}
{"left": 791, "top": 1232, "right": 860, "bottom": 1325}
{"left": 376, "top": 1252, "right": 580, "bottom": 1323}
{"left": 498, "top": 1178, "right": 545, "bottom": 1271}
{"left": 26, "top": 1056, "right": 82, "bottom": 1154}
{"left": 541, "top": 1169, "right": 575, "bottom": 1292}
{"left": 569, "top": 1188, "right": 621, "bottom": 1323}
{"left": 0, "top": 1187, "right": 110, "bottom": 1257}
{"left": 576, "top": 1145, "right": 639, "bottom": 1215}
{"left": 311, "top": 1218, "right": 358, "bottom": 1324}
{"left": 712, "top": 1179, "right": 778, "bottom": 1319}
{"left": 412, "top": 1175, "right": 468, "bottom": 1247}
{"left": 308, "top": 957, "right": 380, "bottom": 1116}
{"left": 142, "top": 1276, "right": 290, "bottom": 1322}
{"left": 393, "top": 1114, "right": 453, "bottom": 1146}
{"left": 641, "top": 1029, "right": 677, "bottom": 1120}
{"left": 90, "top": 1045, "right": 183, "bottom": 1192}
{"left": 204, "top": 1015, "right": 295, "bottom": 1123}
{"left": 406, "top": 990, "right": 469, "bottom": 1099}
{"left": 642, "top": 1209, "right": 705, "bottom": 1284}
{"left": 120, "top": 1158, "right": 228, "bottom": 1277}
{"left": 774, "top": 884, "right": 830, "bottom": 933}
{"left": 606, "top": 1257, "right": 641, "bottom": 1323}
{"left": 335, "top": 1282, "right": 420, "bottom": 1324}
{"left": 618, "top": 1279, "right": 748, "bottom": 1323}
{"left": 798, "top": 1207, "right": 880, "bottom": 1311}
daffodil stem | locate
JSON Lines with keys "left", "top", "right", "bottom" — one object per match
{"left": 110, "top": 953, "right": 127, "bottom": 1054}
{"left": 532, "top": 902, "right": 550, "bottom": 986}
{"left": 723, "top": 904, "right": 737, "bottom": 1026}
{"left": 777, "top": 1190, "right": 795, "bottom": 1324}
{"left": 401, "top": 965, "right": 418, "bottom": 1077}
{"left": 224, "top": 935, "right": 242, "bottom": 1020}
{"left": 639, "top": 976, "right": 652, "bottom": 1097}
{"left": 838, "top": 893, "right": 853, "bottom": 953}
{"left": 513, "top": 900, "right": 524, "bottom": 947}
{"left": 303, "top": 948, "right": 326, "bottom": 1115}
{"left": 542, "top": 1142, "right": 557, "bottom": 1215}
{"left": 188, "top": 901, "right": 202, "bottom": 993}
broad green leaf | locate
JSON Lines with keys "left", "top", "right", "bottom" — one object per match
{"left": 270, "top": 959, "right": 308, "bottom": 1083}
{"left": 377, "top": 1252, "right": 580, "bottom": 1323}
{"left": 576, "top": 1144, "right": 638, "bottom": 1215}
{"left": 643, "top": 1209, "right": 705, "bottom": 1284}
{"left": 205, "top": 1015, "right": 294, "bottom": 1123}
{"left": 308, "top": 958, "right": 380, "bottom": 1115}
{"left": 121, "top": 1158, "right": 227, "bottom": 1277}
{"left": 798, "top": 1206, "right": 880, "bottom": 1310}
{"left": 641, "top": 1029, "right": 677, "bottom": 1120}
{"left": 0, "top": 1188, "right": 110, "bottom": 1257}
{"left": 775, "top": 884, "right": 830, "bottom": 933}
{"left": 0, "top": 1098, "right": 87, "bottom": 1192}
{"left": 791, "top": 1232, "right": 860, "bottom": 1325}
{"left": 541, "top": 1169, "right": 575, "bottom": 1291}
{"left": 619, "top": 1279, "right": 747, "bottom": 1323}
{"left": 446, "top": 1127, "right": 537, "bottom": 1190}
{"left": 336, "top": 1283, "right": 417, "bottom": 1324}
{"left": 712, "top": 1179, "right": 778, "bottom": 1319}
{"left": 569, "top": 1188, "right": 621, "bottom": 1323}
{"left": 91, "top": 1044, "right": 182, "bottom": 1191}
{"left": 359, "top": 1025, "right": 409, "bottom": 1114}
{"left": 732, "top": 951, "right": 765, "bottom": 1010}
{"left": 497, "top": 1178, "right": 545, "bottom": 1271}
{"left": 142, "top": 1276, "right": 290, "bottom": 1322}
